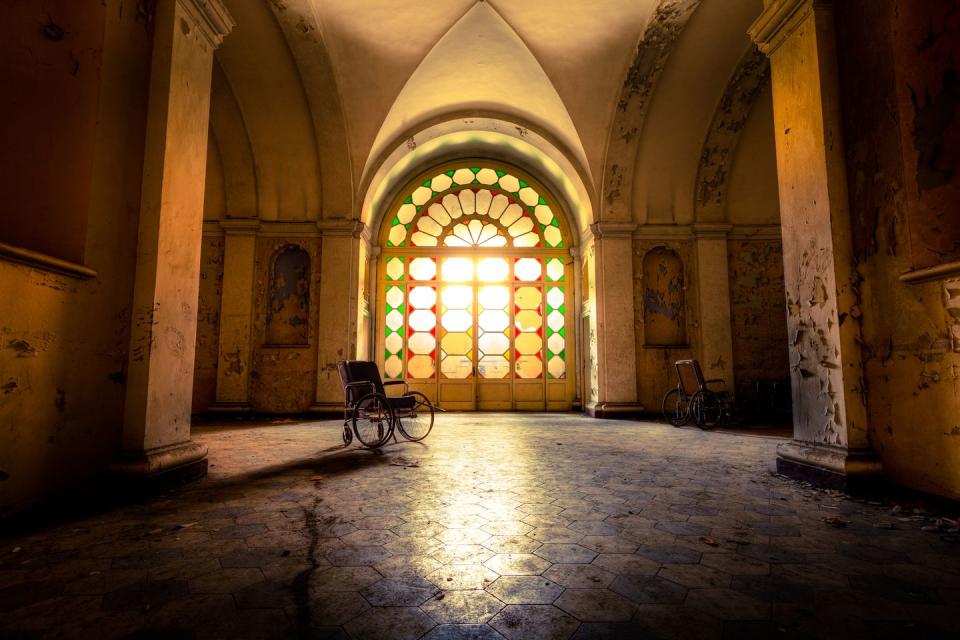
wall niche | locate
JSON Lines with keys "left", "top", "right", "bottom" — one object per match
{"left": 265, "top": 245, "right": 310, "bottom": 346}
{"left": 642, "top": 247, "right": 687, "bottom": 347}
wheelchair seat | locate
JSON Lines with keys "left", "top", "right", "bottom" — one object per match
{"left": 337, "top": 360, "right": 416, "bottom": 411}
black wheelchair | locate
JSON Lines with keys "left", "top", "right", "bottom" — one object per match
{"left": 661, "top": 359, "right": 733, "bottom": 429}
{"left": 336, "top": 360, "right": 436, "bottom": 448}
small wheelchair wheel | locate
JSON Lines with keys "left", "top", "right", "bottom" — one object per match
{"left": 661, "top": 388, "right": 690, "bottom": 427}
{"left": 352, "top": 392, "right": 394, "bottom": 448}
{"left": 396, "top": 391, "right": 434, "bottom": 442}
{"left": 691, "top": 390, "right": 722, "bottom": 429}
{"left": 342, "top": 425, "right": 353, "bottom": 445}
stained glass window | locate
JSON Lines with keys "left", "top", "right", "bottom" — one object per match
{"left": 384, "top": 166, "right": 563, "bottom": 249}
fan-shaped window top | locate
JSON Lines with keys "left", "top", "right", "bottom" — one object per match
{"left": 385, "top": 166, "right": 563, "bottom": 249}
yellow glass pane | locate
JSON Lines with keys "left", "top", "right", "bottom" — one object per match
{"left": 441, "top": 354, "right": 472, "bottom": 378}
{"left": 488, "top": 194, "right": 509, "bottom": 219}
{"left": 515, "top": 309, "right": 541, "bottom": 331}
{"left": 386, "top": 310, "right": 404, "bottom": 332}
{"left": 417, "top": 216, "right": 443, "bottom": 236}
{"left": 443, "top": 193, "right": 463, "bottom": 219}
{"left": 459, "top": 190, "right": 476, "bottom": 216}
{"left": 409, "top": 309, "right": 436, "bottom": 332}
{"left": 441, "top": 285, "right": 472, "bottom": 309}
{"left": 484, "top": 234, "right": 508, "bottom": 247}
{"left": 478, "top": 258, "right": 509, "bottom": 282}
{"left": 516, "top": 355, "right": 543, "bottom": 379}
{"left": 441, "top": 310, "right": 472, "bottom": 332}
{"left": 479, "top": 285, "right": 509, "bottom": 308}
{"left": 498, "top": 174, "right": 520, "bottom": 192}
{"left": 513, "top": 232, "right": 540, "bottom": 248}
{"left": 478, "top": 355, "right": 510, "bottom": 379}
{"left": 412, "top": 186, "right": 432, "bottom": 205}
{"left": 478, "top": 310, "right": 509, "bottom": 333}
{"left": 548, "top": 355, "right": 566, "bottom": 379}
{"left": 388, "top": 224, "right": 407, "bottom": 246}
{"left": 508, "top": 217, "right": 534, "bottom": 238}
{"left": 452, "top": 168, "right": 475, "bottom": 186}
{"left": 410, "top": 231, "right": 438, "bottom": 247}
{"left": 397, "top": 203, "right": 417, "bottom": 224}
{"left": 514, "top": 287, "right": 542, "bottom": 310}
{"left": 534, "top": 205, "right": 554, "bottom": 225}
{"left": 409, "top": 258, "right": 437, "bottom": 281}
{"left": 428, "top": 203, "right": 451, "bottom": 226}
{"left": 385, "top": 332, "right": 403, "bottom": 354}
{"left": 442, "top": 257, "right": 473, "bottom": 282}
{"left": 408, "top": 354, "right": 434, "bottom": 379}
{"left": 384, "top": 355, "right": 403, "bottom": 378}
{"left": 476, "top": 168, "right": 498, "bottom": 185}
{"left": 441, "top": 332, "right": 471, "bottom": 355}
{"left": 515, "top": 333, "right": 542, "bottom": 355}
{"left": 385, "top": 285, "right": 404, "bottom": 308}
{"left": 514, "top": 258, "right": 542, "bottom": 282}
{"left": 408, "top": 332, "right": 436, "bottom": 355}
{"left": 500, "top": 203, "right": 523, "bottom": 227}
{"left": 467, "top": 219, "right": 484, "bottom": 242}
{"left": 409, "top": 286, "right": 436, "bottom": 309}
{"left": 430, "top": 173, "right": 452, "bottom": 192}
{"left": 543, "top": 226, "right": 562, "bottom": 247}
{"left": 518, "top": 186, "right": 539, "bottom": 207}
{"left": 475, "top": 189, "right": 493, "bottom": 214}
{"left": 478, "top": 333, "right": 509, "bottom": 355}
{"left": 477, "top": 223, "right": 500, "bottom": 245}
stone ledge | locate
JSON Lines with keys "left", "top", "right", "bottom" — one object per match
{"left": 111, "top": 440, "right": 208, "bottom": 478}
{"left": 0, "top": 242, "right": 97, "bottom": 279}
{"left": 584, "top": 401, "right": 644, "bottom": 419}
{"left": 776, "top": 440, "right": 882, "bottom": 491}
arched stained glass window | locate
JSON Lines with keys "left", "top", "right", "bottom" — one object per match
{"left": 385, "top": 166, "right": 564, "bottom": 249}
{"left": 379, "top": 162, "right": 574, "bottom": 411}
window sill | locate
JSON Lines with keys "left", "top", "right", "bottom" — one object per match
{"left": 899, "top": 260, "right": 960, "bottom": 284}
{"left": 0, "top": 242, "right": 96, "bottom": 279}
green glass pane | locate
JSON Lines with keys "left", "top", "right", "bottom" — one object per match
{"left": 446, "top": 170, "right": 455, "bottom": 177}
{"left": 470, "top": 167, "right": 480, "bottom": 173}
{"left": 539, "top": 196, "right": 547, "bottom": 205}
{"left": 496, "top": 170, "right": 505, "bottom": 177}
{"left": 423, "top": 179, "right": 432, "bottom": 187}
{"left": 519, "top": 180, "right": 528, "bottom": 188}
{"left": 404, "top": 195, "right": 412, "bottom": 204}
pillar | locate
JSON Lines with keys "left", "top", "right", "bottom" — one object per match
{"left": 209, "top": 219, "right": 258, "bottom": 412}
{"left": 586, "top": 222, "right": 643, "bottom": 417}
{"left": 310, "top": 220, "right": 364, "bottom": 413}
{"left": 749, "top": 0, "right": 880, "bottom": 488}
{"left": 694, "top": 224, "right": 735, "bottom": 392}
{"left": 114, "top": 0, "right": 234, "bottom": 482}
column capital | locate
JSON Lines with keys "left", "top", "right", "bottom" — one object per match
{"left": 748, "top": 0, "right": 832, "bottom": 56}
{"left": 178, "top": 0, "right": 235, "bottom": 48}
{"left": 218, "top": 218, "right": 260, "bottom": 236}
{"left": 693, "top": 222, "right": 734, "bottom": 239}
{"left": 588, "top": 221, "right": 637, "bottom": 239}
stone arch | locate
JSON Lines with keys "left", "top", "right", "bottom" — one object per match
{"left": 694, "top": 46, "right": 770, "bottom": 222}
{"left": 265, "top": 245, "right": 311, "bottom": 346}
{"left": 642, "top": 247, "right": 686, "bottom": 346}
{"left": 209, "top": 61, "right": 258, "bottom": 218}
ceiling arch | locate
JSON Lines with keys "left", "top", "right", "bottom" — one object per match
{"left": 364, "top": 2, "right": 590, "bottom": 193}
{"left": 208, "top": 62, "right": 257, "bottom": 218}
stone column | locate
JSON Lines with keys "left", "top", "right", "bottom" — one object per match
{"left": 750, "top": 0, "right": 880, "bottom": 488}
{"left": 310, "top": 220, "right": 364, "bottom": 413}
{"left": 586, "top": 222, "right": 643, "bottom": 417}
{"left": 694, "top": 224, "right": 735, "bottom": 392}
{"left": 114, "top": 0, "right": 233, "bottom": 482}
{"left": 209, "top": 219, "right": 258, "bottom": 412}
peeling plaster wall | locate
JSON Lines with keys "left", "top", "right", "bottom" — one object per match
{"left": 728, "top": 239, "right": 790, "bottom": 408}
{"left": 633, "top": 240, "right": 699, "bottom": 411}
{"left": 837, "top": 0, "right": 960, "bottom": 498}
{"left": 191, "top": 235, "right": 224, "bottom": 412}
{"left": 0, "top": 2, "right": 151, "bottom": 514}
{"left": 250, "top": 237, "right": 321, "bottom": 413}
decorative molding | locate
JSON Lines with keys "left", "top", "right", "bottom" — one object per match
{"left": 748, "top": 0, "right": 827, "bottom": 56}
{"left": 589, "top": 221, "right": 638, "bottom": 239}
{"left": 218, "top": 218, "right": 260, "bottom": 236}
{"left": 178, "top": 0, "right": 235, "bottom": 48}
{"left": 899, "top": 260, "right": 960, "bottom": 284}
{"left": 317, "top": 218, "right": 366, "bottom": 238}
{"left": 0, "top": 242, "right": 97, "bottom": 279}
{"left": 692, "top": 222, "right": 734, "bottom": 239}
{"left": 694, "top": 48, "right": 770, "bottom": 220}
{"left": 601, "top": 0, "right": 702, "bottom": 219}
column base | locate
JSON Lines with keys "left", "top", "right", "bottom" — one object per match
{"left": 775, "top": 440, "right": 882, "bottom": 492}
{"left": 584, "top": 401, "right": 645, "bottom": 419}
{"left": 111, "top": 440, "right": 208, "bottom": 489}
{"left": 206, "top": 401, "right": 252, "bottom": 413}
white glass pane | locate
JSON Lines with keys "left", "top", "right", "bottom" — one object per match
{"left": 441, "top": 285, "right": 472, "bottom": 309}
{"left": 478, "top": 285, "right": 509, "bottom": 308}
{"left": 514, "top": 258, "right": 542, "bottom": 282}
{"left": 409, "top": 286, "right": 436, "bottom": 309}
{"left": 441, "top": 257, "right": 473, "bottom": 282}
{"left": 409, "top": 257, "right": 437, "bottom": 281}
{"left": 477, "top": 258, "right": 509, "bottom": 282}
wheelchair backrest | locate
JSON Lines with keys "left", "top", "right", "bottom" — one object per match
{"left": 337, "top": 360, "right": 386, "bottom": 403}
{"left": 674, "top": 359, "right": 706, "bottom": 396}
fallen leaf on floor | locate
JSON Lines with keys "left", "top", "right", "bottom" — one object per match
{"left": 822, "top": 517, "right": 848, "bottom": 528}
{"left": 310, "top": 475, "right": 324, "bottom": 481}
{"left": 11, "top": 547, "right": 20, "bottom": 554}
{"left": 390, "top": 456, "right": 420, "bottom": 468}
{"left": 699, "top": 536, "right": 720, "bottom": 547}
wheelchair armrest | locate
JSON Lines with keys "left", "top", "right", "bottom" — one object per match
{"left": 344, "top": 381, "right": 375, "bottom": 392}
{"left": 704, "top": 379, "right": 727, "bottom": 391}
{"left": 383, "top": 380, "right": 409, "bottom": 394}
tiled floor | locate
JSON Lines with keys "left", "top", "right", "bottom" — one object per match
{"left": 1, "top": 414, "right": 958, "bottom": 639}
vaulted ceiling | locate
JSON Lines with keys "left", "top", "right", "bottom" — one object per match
{"left": 207, "top": 0, "right": 773, "bottom": 228}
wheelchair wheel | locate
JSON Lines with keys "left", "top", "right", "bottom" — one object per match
{"left": 396, "top": 392, "right": 434, "bottom": 442}
{"left": 352, "top": 392, "right": 394, "bottom": 448}
{"left": 691, "top": 390, "right": 722, "bottom": 429}
{"left": 342, "top": 424, "right": 353, "bottom": 445}
{"left": 661, "top": 388, "right": 690, "bottom": 427}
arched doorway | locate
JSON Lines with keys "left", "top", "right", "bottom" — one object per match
{"left": 376, "top": 162, "right": 576, "bottom": 411}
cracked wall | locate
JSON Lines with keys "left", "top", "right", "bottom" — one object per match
{"left": 191, "top": 235, "right": 224, "bottom": 412}
{"left": 838, "top": 0, "right": 960, "bottom": 498}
